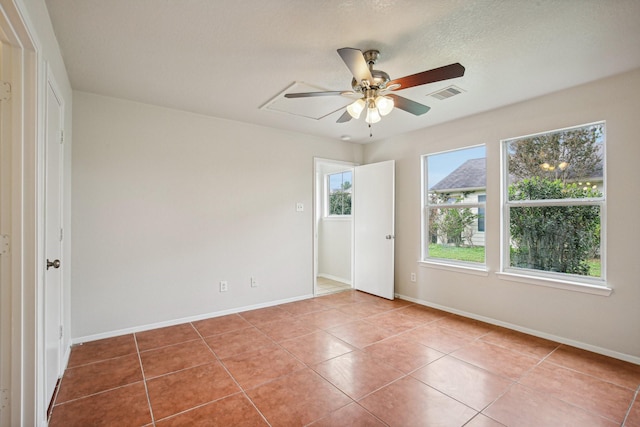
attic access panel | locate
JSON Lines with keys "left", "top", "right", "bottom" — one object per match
{"left": 261, "top": 82, "right": 351, "bottom": 120}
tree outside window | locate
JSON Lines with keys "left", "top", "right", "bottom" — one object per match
{"left": 423, "top": 145, "right": 486, "bottom": 265}
{"left": 504, "top": 122, "right": 604, "bottom": 280}
{"left": 327, "top": 171, "right": 352, "bottom": 216}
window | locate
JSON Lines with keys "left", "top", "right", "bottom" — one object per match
{"left": 422, "top": 145, "right": 486, "bottom": 265}
{"left": 326, "top": 171, "right": 352, "bottom": 216}
{"left": 502, "top": 122, "right": 605, "bottom": 285}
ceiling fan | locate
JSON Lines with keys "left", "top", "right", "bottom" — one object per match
{"left": 285, "top": 48, "right": 465, "bottom": 125}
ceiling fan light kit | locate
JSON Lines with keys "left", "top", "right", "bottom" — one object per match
{"left": 375, "top": 95, "right": 394, "bottom": 116}
{"left": 365, "top": 99, "right": 381, "bottom": 124}
{"left": 346, "top": 98, "right": 365, "bottom": 119}
{"left": 285, "top": 47, "right": 465, "bottom": 129}
{"left": 345, "top": 92, "right": 394, "bottom": 123}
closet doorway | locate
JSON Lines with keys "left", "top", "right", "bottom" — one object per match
{"left": 314, "top": 158, "right": 355, "bottom": 296}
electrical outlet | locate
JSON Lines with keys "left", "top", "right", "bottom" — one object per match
{"left": 250, "top": 277, "right": 258, "bottom": 288}
{"left": 219, "top": 281, "right": 228, "bottom": 292}
{"left": 410, "top": 273, "right": 416, "bottom": 282}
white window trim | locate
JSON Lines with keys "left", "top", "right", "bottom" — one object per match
{"left": 496, "top": 271, "right": 612, "bottom": 296}
{"left": 419, "top": 259, "right": 489, "bottom": 276}
{"left": 322, "top": 216, "right": 351, "bottom": 222}
{"left": 500, "top": 121, "right": 607, "bottom": 292}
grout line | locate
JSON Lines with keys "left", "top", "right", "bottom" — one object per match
{"left": 193, "top": 322, "right": 274, "bottom": 426}
{"left": 133, "top": 334, "right": 157, "bottom": 427}
{"left": 461, "top": 413, "right": 501, "bottom": 426}
{"left": 516, "top": 344, "right": 630, "bottom": 425}
{"left": 64, "top": 349, "right": 139, "bottom": 369}
{"left": 48, "top": 380, "right": 147, "bottom": 407}
{"left": 543, "top": 344, "right": 638, "bottom": 390}
{"left": 515, "top": 341, "right": 561, "bottom": 381}
{"left": 137, "top": 337, "right": 204, "bottom": 354}
{"left": 621, "top": 385, "right": 639, "bottom": 427}
{"left": 151, "top": 391, "right": 247, "bottom": 424}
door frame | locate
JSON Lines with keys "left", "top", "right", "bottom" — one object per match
{"left": 313, "top": 157, "right": 357, "bottom": 296}
{"left": 0, "top": 1, "right": 39, "bottom": 425}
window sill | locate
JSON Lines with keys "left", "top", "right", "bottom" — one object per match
{"left": 496, "top": 271, "right": 612, "bottom": 296}
{"left": 419, "top": 260, "right": 489, "bottom": 276}
{"left": 322, "top": 216, "right": 352, "bottom": 221}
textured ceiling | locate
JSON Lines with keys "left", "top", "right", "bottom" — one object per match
{"left": 45, "top": 0, "right": 640, "bottom": 143}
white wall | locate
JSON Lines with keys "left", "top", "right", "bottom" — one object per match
{"left": 71, "top": 92, "right": 363, "bottom": 339}
{"left": 364, "top": 69, "right": 640, "bottom": 360}
{"left": 318, "top": 219, "right": 352, "bottom": 283}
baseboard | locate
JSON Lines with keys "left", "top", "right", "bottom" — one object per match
{"left": 71, "top": 293, "right": 314, "bottom": 345}
{"left": 396, "top": 292, "right": 640, "bottom": 366}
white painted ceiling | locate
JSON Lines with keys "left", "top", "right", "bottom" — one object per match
{"left": 45, "top": 0, "right": 640, "bottom": 143}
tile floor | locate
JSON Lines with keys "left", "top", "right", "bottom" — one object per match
{"left": 49, "top": 290, "right": 640, "bottom": 426}
{"left": 315, "top": 277, "right": 352, "bottom": 296}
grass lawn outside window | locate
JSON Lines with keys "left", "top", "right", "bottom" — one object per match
{"left": 428, "top": 244, "right": 485, "bottom": 263}
{"left": 428, "top": 244, "right": 601, "bottom": 277}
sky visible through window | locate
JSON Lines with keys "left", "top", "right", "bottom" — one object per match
{"left": 428, "top": 145, "right": 486, "bottom": 189}
{"left": 329, "top": 171, "right": 352, "bottom": 192}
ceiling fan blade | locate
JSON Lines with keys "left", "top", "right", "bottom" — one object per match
{"left": 337, "top": 48, "right": 374, "bottom": 85}
{"left": 340, "top": 91, "right": 362, "bottom": 98}
{"left": 285, "top": 91, "right": 344, "bottom": 98}
{"left": 336, "top": 110, "right": 352, "bottom": 123}
{"left": 387, "top": 94, "right": 431, "bottom": 116}
{"left": 388, "top": 63, "right": 465, "bottom": 90}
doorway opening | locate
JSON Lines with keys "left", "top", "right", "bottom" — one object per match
{"left": 313, "top": 158, "right": 356, "bottom": 296}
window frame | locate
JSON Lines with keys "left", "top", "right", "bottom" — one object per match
{"left": 500, "top": 121, "right": 608, "bottom": 291}
{"left": 324, "top": 170, "right": 352, "bottom": 218}
{"left": 421, "top": 145, "right": 487, "bottom": 269}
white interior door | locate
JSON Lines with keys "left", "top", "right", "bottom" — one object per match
{"left": 44, "top": 78, "right": 63, "bottom": 404}
{"left": 353, "top": 160, "right": 395, "bottom": 299}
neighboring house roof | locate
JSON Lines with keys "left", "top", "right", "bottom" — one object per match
{"left": 431, "top": 157, "right": 604, "bottom": 193}
{"left": 431, "top": 158, "right": 486, "bottom": 192}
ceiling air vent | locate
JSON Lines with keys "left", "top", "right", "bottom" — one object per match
{"left": 429, "top": 85, "right": 464, "bottom": 101}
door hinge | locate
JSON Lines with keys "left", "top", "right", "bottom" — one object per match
{"left": 60, "top": 228, "right": 64, "bottom": 242}
{"left": 0, "top": 81, "right": 10, "bottom": 101}
{"left": 60, "top": 130, "right": 64, "bottom": 144}
{"left": 59, "top": 325, "right": 63, "bottom": 340}
{"left": 1, "top": 388, "right": 9, "bottom": 411}
{"left": 0, "top": 235, "right": 9, "bottom": 256}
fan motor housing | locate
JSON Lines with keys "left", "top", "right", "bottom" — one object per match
{"left": 351, "top": 49, "right": 390, "bottom": 92}
{"left": 352, "top": 70, "right": 390, "bottom": 92}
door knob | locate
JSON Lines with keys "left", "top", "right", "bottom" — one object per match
{"left": 46, "top": 259, "right": 61, "bottom": 270}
